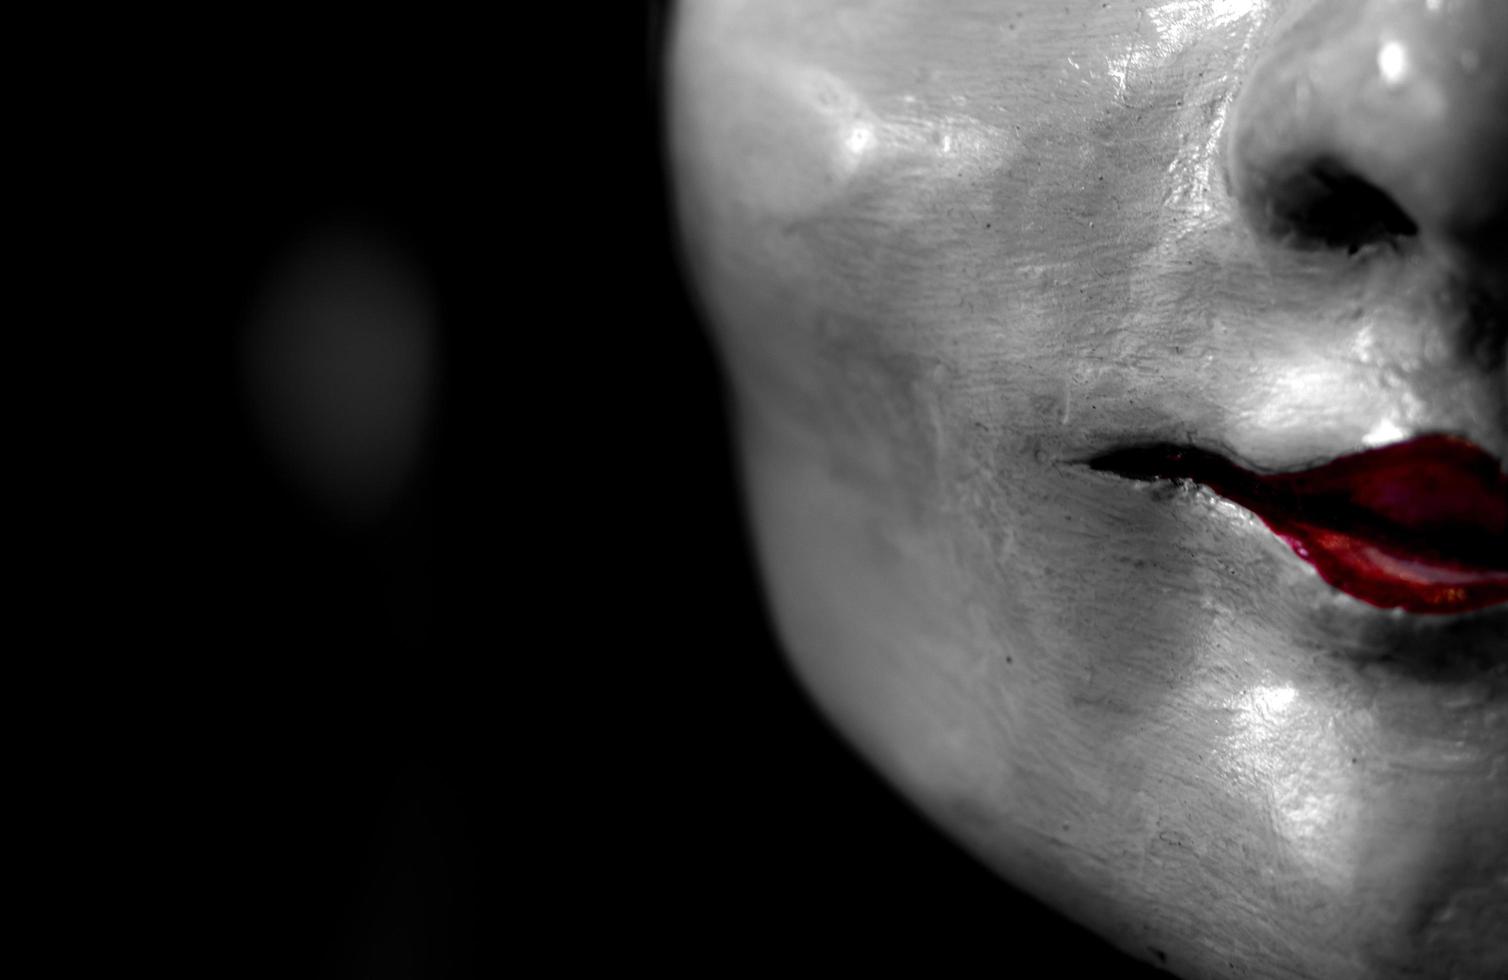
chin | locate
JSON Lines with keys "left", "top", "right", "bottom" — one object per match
{"left": 669, "top": 1, "right": 1508, "bottom": 976}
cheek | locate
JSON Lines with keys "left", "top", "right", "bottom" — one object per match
{"left": 673, "top": 0, "right": 1285, "bottom": 751}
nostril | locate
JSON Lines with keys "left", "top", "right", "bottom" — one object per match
{"left": 1264, "top": 161, "right": 1419, "bottom": 253}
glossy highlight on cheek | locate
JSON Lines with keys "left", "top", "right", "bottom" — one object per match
{"left": 1088, "top": 435, "right": 1508, "bottom": 614}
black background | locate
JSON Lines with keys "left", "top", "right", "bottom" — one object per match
{"left": 59, "top": 4, "right": 1168, "bottom": 975}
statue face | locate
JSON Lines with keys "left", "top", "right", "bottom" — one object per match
{"left": 668, "top": 2, "right": 1508, "bottom": 978}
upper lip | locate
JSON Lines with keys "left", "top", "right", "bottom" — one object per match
{"left": 1086, "top": 434, "right": 1508, "bottom": 615}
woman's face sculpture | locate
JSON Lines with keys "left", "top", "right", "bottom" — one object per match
{"left": 667, "top": 2, "right": 1507, "bottom": 977}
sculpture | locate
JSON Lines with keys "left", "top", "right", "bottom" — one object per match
{"left": 666, "top": 2, "right": 1508, "bottom": 977}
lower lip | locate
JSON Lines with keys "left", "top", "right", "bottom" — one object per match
{"left": 1089, "top": 435, "right": 1508, "bottom": 615}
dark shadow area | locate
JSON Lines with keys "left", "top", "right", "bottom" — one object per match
{"left": 95, "top": 16, "right": 486, "bottom": 978}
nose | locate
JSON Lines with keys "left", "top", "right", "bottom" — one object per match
{"left": 1227, "top": 0, "right": 1508, "bottom": 279}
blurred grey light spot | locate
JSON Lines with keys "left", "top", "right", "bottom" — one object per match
{"left": 241, "top": 221, "right": 436, "bottom": 523}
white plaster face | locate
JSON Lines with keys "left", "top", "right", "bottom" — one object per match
{"left": 668, "top": 2, "right": 1507, "bottom": 978}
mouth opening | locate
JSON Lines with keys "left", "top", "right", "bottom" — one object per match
{"left": 1087, "top": 434, "right": 1508, "bottom": 615}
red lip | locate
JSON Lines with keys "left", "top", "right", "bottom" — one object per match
{"left": 1089, "top": 435, "right": 1508, "bottom": 615}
